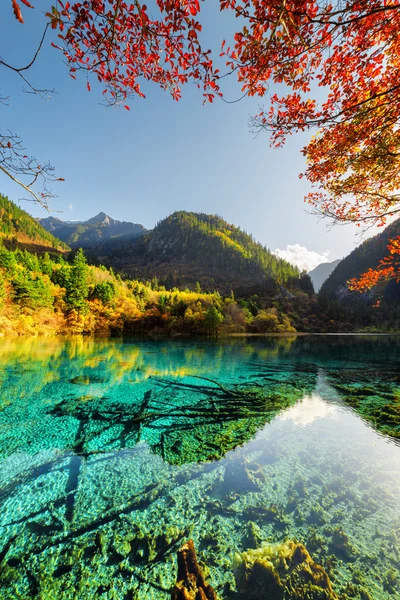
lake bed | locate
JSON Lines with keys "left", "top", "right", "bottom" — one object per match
{"left": 0, "top": 335, "right": 399, "bottom": 599}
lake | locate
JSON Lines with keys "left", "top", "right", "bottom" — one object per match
{"left": 0, "top": 335, "right": 399, "bottom": 599}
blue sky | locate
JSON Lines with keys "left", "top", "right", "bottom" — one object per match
{"left": 0, "top": 1, "right": 374, "bottom": 270}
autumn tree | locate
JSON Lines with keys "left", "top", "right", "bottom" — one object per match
{"left": 231, "top": 0, "right": 400, "bottom": 288}
{"left": 5, "top": 0, "right": 400, "bottom": 287}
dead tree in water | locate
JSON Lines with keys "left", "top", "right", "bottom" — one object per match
{"left": 171, "top": 539, "right": 217, "bottom": 600}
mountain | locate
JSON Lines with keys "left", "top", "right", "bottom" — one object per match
{"left": 308, "top": 259, "right": 341, "bottom": 293}
{"left": 321, "top": 217, "right": 400, "bottom": 301}
{"left": 39, "top": 212, "right": 147, "bottom": 247}
{"left": 0, "top": 194, "right": 68, "bottom": 253}
{"left": 90, "top": 211, "right": 310, "bottom": 295}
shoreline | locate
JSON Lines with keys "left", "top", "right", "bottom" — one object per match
{"left": 1, "top": 331, "right": 399, "bottom": 339}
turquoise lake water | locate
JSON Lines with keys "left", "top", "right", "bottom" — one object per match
{"left": 0, "top": 335, "right": 399, "bottom": 599}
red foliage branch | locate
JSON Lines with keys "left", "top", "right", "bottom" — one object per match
{"left": 349, "top": 237, "right": 400, "bottom": 292}
{"left": 46, "top": 0, "right": 221, "bottom": 105}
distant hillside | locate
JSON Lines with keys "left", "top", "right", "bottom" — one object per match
{"left": 309, "top": 259, "right": 341, "bottom": 293}
{"left": 321, "top": 217, "right": 400, "bottom": 301}
{"left": 92, "top": 211, "right": 310, "bottom": 295}
{"left": 39, "top": 212, "right": 147, "bottom": 247}
{"left": 0, "top": 194, "right": 68, "bottom": 254}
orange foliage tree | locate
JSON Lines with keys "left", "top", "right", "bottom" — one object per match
{"left": 5, "top": 1, "right": 400, "bottom": 286}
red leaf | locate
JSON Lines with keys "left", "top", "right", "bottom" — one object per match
{"left": 12, "top": 0, "right": 24, "bottom": 23}
{"left": 124, "top": 105, "right": 130, "bottom": 110}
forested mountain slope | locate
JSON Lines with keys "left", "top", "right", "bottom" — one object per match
{"left": 0, "top": 194, "right": 69, "bottom": 253}
{"left": 321, "top": 218, "right": 400, "bottom": 301}
{"left": 91, "top": 211, "right": 312, "bottom": 295}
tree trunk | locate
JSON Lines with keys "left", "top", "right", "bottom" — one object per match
{"left": 171, "top": 540, "right": 218, "bottom": 600}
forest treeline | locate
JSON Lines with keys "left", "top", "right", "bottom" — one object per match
{"left": 0, "top": 193, "right": 399, "bottom": 335}
{"left": 0, "top": 244, "right": 300, "bottom": 335}
{"left": 1, "top": 241, "right": 398, "bottom": 336}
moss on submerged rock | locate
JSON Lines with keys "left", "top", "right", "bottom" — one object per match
{"left": 233, "top": 540, "right": 338, "bottom": 600}
{"left": 330, "top": 528, "right": 358, "bottom": 561}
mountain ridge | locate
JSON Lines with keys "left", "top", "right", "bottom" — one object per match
{"left": 308, "top": 259, "right": 341, "bottom": 293}
{"left": 38, "top": 212, "right": 148, "bottom": 247}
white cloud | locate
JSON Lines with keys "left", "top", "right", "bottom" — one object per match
{"left": 68, "top": 203, "right": 73, "bottom": 211}
{"left": 273, "top": 244, "right": 330, "bottom": 272}
{"left": 278, "top": 394, "right": 336, "bottom": 427}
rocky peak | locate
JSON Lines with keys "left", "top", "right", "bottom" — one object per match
{"left": 86, "top": 212, "right": 112, "bottom": 225}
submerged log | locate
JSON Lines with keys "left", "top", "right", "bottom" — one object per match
{"left": 171, "top": 540, "right": 218, "bottom": 600}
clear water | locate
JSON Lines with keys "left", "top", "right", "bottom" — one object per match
{"left": 0, "top": 335, "right": 399, "bottom": 599}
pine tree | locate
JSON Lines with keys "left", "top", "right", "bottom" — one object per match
{"left": 205, "top": 306, "right": 223, "bottom": 334}
{"left": 65, "top": 248, "right": 89, "bottom": 314}
{"left": 0, "top": 272, "right": 6, "bottom": 308}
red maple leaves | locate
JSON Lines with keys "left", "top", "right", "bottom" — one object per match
{"left": 44, "top": 0, "right": 221, "bottom": 106}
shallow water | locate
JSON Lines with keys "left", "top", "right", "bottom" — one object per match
{"left": 0, "top": 335, "right": 399, "bottom": 599}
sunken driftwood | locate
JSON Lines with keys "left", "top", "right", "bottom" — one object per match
{"left": 171, "top": 539, "right": 218, "bottom": 600}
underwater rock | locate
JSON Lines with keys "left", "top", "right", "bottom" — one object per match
{"left": 308, "top": 504, "right": 330, "bottom": 525}
{"left": 171, "top": 540, "right": 218, "bottom": 600}
{"left": 233, "top": 539, "right": 338, "bottom": 600}
{"left": 331, "top": 528, "right": 358, "bottom": 560}
{"left": 243, "top": 521, "right": 264, "bottom": 549}
{"left": 383, "top": 568, "right": 399, "bottom": 593}
{"left": 127, "top": 524, "right": 185, "bottom": 564}
{"left": 293, "top": 477, "right": 308, "bottom": 497}
{"left": 223, "top": 458, "right": 265, "bottom": 494}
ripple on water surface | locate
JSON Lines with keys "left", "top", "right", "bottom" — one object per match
{"left": 0, "top": 335, "right": 399, "bottom": 599}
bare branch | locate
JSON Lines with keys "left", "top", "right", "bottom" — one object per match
{"left": 0, "top": 131, "right": 62, "bottom": 210}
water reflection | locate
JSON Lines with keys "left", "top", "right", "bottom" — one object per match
{"left": 0, "top": 337, "right": 399, "bottom": 462}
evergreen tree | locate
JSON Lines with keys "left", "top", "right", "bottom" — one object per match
{"left": 65, "top": 248, "right": 89, "bottom": 313}
{"left": 11, "top": 271, "right": 53, "bottom": 309}
{"left": 0, "top": 272, "right": 6, "bottom": 308}
{"left": 40, "top": 252, "right": 54, "bottom": 277}
{"left": 90, "top": 281, "right": 116, "bottom": 304}
{"left": 205, "top": 306, "right": 223, "bottom": 334}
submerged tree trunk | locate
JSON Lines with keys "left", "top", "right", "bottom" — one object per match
{"left": 171, "top": 540, "right": 218, "bottom": 600}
